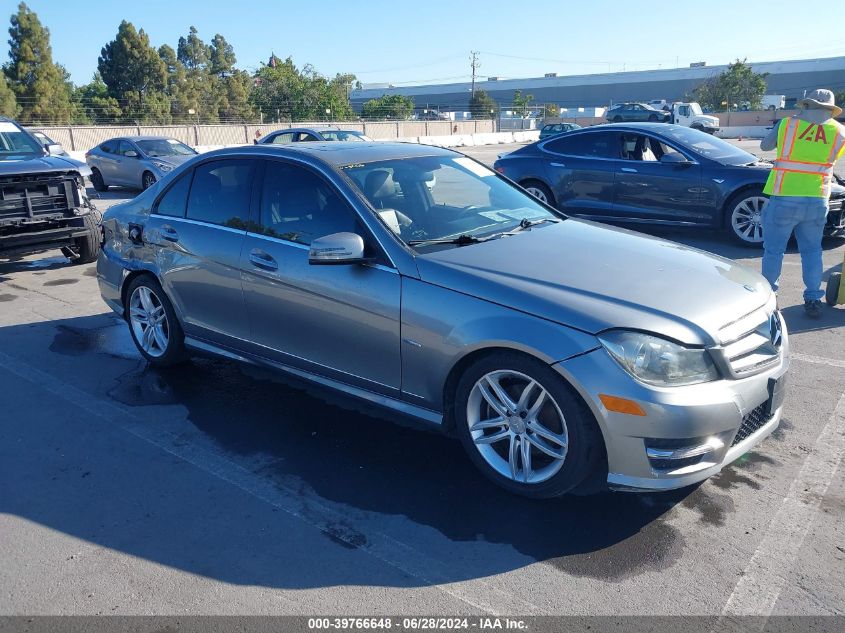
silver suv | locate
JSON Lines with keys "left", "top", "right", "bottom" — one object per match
{"left": 97, "top": 142, "right": 789, "bottom": 497}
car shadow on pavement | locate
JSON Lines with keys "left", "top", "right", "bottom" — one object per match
{"left": 0, "top": 313, "right": 700, "bottom": 590}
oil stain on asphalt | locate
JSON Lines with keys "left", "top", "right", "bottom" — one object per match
{"left": 0, "top": 294, "right": 16, "bottom": 302}
{"left": 106, "top": 358, "right": 687, "bottom": 582}
{"left": 43, "top": 278, "right": 78, "bottom": 287}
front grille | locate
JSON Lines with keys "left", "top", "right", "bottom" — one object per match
{"left": 0, "top": 174, "right": 76, "bottom": 225}
{"left": 718, "top": 310, "right": 783, "bottom": 377}
{"left": 731, "top": 403, "right": 774, "bottom": 446}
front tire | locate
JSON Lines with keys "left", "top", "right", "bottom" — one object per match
{"left": 454, "top": 351, "right": 604, "bottom": 498}
{"left": 125, "top": 275, "right": 186, "bottom": 365}
{"left": 726, "top": 187, "right": 768, "bottom": 247}
{"left": 72, "top": 208, "right": 102, "bottom": 265}
{"left": 521, "top": 180, "right": 555, "bottom": 207}
{"left": 648, "top": 114, "right": 658, "bottom": 122}
{"left": 90, "top": 168, "right": 108, "bottom": 192}
{"left": 142, "top": 171, "right": 156, "bottom": 190}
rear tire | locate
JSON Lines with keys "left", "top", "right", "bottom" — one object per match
{"left": 124, "top": 275, "right": 187, "bottom": 366}
{"left": 521, "top": 180, "right": 555, "bottom": 207}
{"left": 726, "top": 187, "right": 767, "bottom": 247}
{"left": 91, "top": 168, "right": 107, "bottom": 192}
{"left": 612, "top": 116, "right": 623, "bottom": 122}
{"left": 826, "top": 272, "right": 841, "bottom": 306}
{"left": 454, "top": 351, "right": 604, "bottom": 498}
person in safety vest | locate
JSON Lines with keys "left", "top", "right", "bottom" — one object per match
{"left": 760, "top": 89, "right": 845, "bottom": 319}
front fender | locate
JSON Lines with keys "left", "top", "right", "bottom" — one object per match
{"left": 400, "top": 278, "right": 599, "bottom": 411}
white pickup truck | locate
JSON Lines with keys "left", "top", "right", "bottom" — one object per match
{"left": 670, "top": 102, "right": 720, "bottom": 134}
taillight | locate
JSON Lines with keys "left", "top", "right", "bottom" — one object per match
{"left": 495, "top": 166, "right": 505, "bottom": 174}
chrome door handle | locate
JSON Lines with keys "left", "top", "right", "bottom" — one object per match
{"left": 620, "top": 167, "right": 638, "bottom": 173}
{"left": 249, "top": 249, "right": 278, "bottom": 271}
{"left": 550, "top": 162, "right": 566, "bottom": 168}
{"left": 161, "top": 225, "right": 179, "bottom": 242}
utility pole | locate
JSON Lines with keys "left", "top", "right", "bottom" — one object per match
{"left": 470, "top": 51, "right": 480, "bottom": 98}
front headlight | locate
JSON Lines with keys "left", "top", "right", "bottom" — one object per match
{"left": 598, "top": 330, "right": 719, "bottom": 387}
{"left": 153, "top": 162, "right": 173, "bottom": 173}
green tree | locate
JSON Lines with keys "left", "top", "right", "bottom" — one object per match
{"left": 469, "top": 89, "right": 497, "bottom": 119}
{"left": 361, "top": 93, "right": 414, "bottom": 120}
{"left": 212, "top": 70, "right": 255, "bottom": 121}
{"left": 512, "top": 89, "right": 534, "bottom": 118}
{"left": 177, "top": 26, "right": 209, "bottom": 71}
{"left": 249, "top": 56, "right": 355, "bottom": 122}
{"left": 3, "top": 2, "right": 74, "bottom": 123}
{"left": 0, "top": 72, "right": 17, "bottom": 117}
{"left": 209, "top": 33, "right": 236, "bottom": 76}
{"left": 98, "top": 21, "right": 167, "bottom": 122}
{"left": 75, "top": 72, "right": 122, "bottom": 123}
{"left": 692, "top": 59, "right": 768, "bottom": 111}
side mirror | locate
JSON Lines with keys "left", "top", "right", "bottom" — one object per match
{"left": 660, "top": 152, "right": 692, "bottom": 166}
{"left": 46, "top": 143, "right": 64, "bottom": 156}
{"left": 308, "top": 232, "right": 370, "bottom": 265}
{"left": 124, "top": 150, "right": 139, "bottom": 158}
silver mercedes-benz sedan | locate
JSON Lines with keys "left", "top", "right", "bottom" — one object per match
{"left": 97, "top": 142, "right": 789, "bottom": 497}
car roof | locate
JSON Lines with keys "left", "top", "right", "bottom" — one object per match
{"left": 572, "top": 122, "right": 685, "bottom": 133}
{"left": 208, "top": 141, "right": 457, "bottom": 167}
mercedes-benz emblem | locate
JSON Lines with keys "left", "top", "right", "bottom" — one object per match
{"left": 769, "top": 313, "right": 782, "bottom": 348}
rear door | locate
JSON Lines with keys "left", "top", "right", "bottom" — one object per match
{"left": 94, "top": 140, "right": 121, "bottom": 184}
{"left": 540, "top": 130, "right": 621, "bottom": 217}
{"left": 612, "top": 132, "right": 705, "bottom": 224}
{"left": 144, "top": 158, "right": 255, "bottom": 347}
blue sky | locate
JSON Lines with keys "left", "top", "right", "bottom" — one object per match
{"left": 1, "top": 0, "right": 842, "bottom": 86}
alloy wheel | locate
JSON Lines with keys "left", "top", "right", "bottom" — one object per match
{"left": 525, "top": 186, "right": 548, "bottom": 203}
{"left": 128, "top": 286, "right": 170, "bottom": 358}
{"left": 731, "top": 195, "right": 767, "bottom": 243}
{"left": 466, "top": 370, "right": 569, "bottom": 484}
{"left": 143, "top": 173, "right": 156, "bottom": 190}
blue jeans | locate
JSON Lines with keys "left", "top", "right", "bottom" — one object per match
{"left": 761, "top": 196, "right": 828, "bottom": 301}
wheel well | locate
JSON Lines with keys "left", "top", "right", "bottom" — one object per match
{"left": 120, "top": 270, "right": 158, "bottom": 316}
{"left": 722, "top": 184, "right": 766, "bottom": 228}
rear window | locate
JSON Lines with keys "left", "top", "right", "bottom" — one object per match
{"left": 186, "top": 160, "right": 255, "bottom": 227}
{"left": 544, "top": 131, "right": 620, "bottom": 159}
{"left": 154, "top": 172, "right": 193, "bottom": 217}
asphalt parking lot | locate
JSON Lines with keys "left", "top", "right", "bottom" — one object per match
{"left": 1, "top": 140, "right": 844, "bottom": 620}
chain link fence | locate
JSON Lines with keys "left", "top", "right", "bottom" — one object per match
{"left": 33, "top": 120, "right": 497, "bottom": 152}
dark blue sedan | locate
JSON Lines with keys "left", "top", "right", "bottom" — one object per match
{"left": 494, "top": 123, "right": 845, "bottom": 246}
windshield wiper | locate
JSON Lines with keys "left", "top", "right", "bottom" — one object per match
{"left": 408, "top": 234, "right": 489, "bottom": 247}
{"left": 514, "top": 217, "right": 559, "bottom": 231}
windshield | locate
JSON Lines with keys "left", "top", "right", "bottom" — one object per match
{"left": 661, "top": 127, "right": 757, "bottom": 165}
{"left": 343, "top": 155, "right": 559, "bottom": 251}
{"left": 321, "top": 131, "right": 370, "bottom": 142}
{"left": 136, "top": 139, "right": 197, "bottom": 157}
{"left": 690, "top": 103, "right": 703, "bottom": 115}
{"left": 0, "top": 122, "right": 44, "bottom": 160}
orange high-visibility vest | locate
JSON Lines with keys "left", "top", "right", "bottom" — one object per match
{"left": 763, "top": 116, "right": 845, "bottom": 198}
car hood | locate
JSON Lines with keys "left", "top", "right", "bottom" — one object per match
{"left": 147, "top": 154, "right": 195, "bottom": 167}
{"left": 692, "top": 114, "right": 720, "bottom": 125}
{"left": 414, "top": 220, "right": 772, "bottom": 346}
{"left": 0, "top": 154, "right": 91, "bottom": 177}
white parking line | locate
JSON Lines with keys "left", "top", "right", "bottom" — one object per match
{"left": 0, "top": 349, "right": 540, "bottom": 616}
{"left": 720, "top": 389, "right": 845, "bottom": 623}
{"left": 791, "top": 352, "right": 845, "bottom": 369}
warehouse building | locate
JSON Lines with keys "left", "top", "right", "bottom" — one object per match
{"left": 349, "top": 56, "right": 845, "bottom": 113}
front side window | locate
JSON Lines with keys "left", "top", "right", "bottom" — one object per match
{"left": 544, "top": 131, "right": 620, "bottom": 159}
{"left": 118, "top": 140, "right": 137, "bottom": 156}
{"left": 155, "top": 171, "right": 193, "bottom": 217}
{"left": 343, "top": 155, "right": 559, "bottom": 251}
{"left": 297, "top": 133, "right": 319, "bottom": 142}
{"left": 258, "top": 161, "right": 360, "bottom": 245}
{"left": 186, "top": 160, "right": 254, "bottom": 228}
